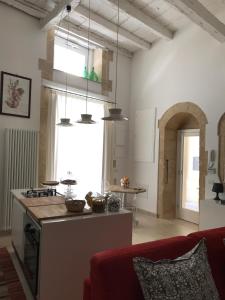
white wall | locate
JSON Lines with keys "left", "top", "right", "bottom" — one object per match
{"left": 0, "top": 3, "right": 46, "bottom": 210}
{"left": 0, "top": 3, "right": 46, "bottom": 130}
{"left": 130, "top": 18, "right": 225, "bottom": 213}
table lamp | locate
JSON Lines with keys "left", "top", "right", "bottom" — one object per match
{"left": 212, "top": 183, "right": 224, "bottom": 200}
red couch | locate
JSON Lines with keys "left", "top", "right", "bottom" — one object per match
{"left": 83, "top": 226, "right": 225, "bottom": 300}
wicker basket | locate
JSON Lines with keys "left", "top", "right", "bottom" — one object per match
{"left": 65, "top": 199, "right": 85, "bottom": 212}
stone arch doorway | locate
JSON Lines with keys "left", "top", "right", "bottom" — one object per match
{"left": 158, "top": 102, "right": 208, "bottom": 219}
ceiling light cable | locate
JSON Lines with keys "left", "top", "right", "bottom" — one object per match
{"left": 101, "top": 0, "right": 128, "bottom": 121}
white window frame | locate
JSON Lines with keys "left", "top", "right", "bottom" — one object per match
{"left": 54, "top": 36, "right": 94, "bottom": 77}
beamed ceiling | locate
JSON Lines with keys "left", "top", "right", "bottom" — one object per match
{"left": 1, "top": 0, "right": 225, "bottom": 55}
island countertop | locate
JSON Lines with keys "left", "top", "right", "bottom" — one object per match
{"left": 11, "top": 189, "right": 132, "bottom": 225}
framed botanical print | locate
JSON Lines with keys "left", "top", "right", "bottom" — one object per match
{"left": 0, "top": 71, "right": 32, "bottom": 118}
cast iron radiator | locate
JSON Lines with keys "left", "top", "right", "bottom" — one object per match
{"left": 0, "top": 128, "right": 38, "bottom": 230}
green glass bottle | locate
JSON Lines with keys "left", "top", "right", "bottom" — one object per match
{"left": 83, "top": 66, "right": 89, "bottom": 79}
{"left": 89, "top": 67, "right": 99, "bottom": 82}
{"left": 89, "top": 67, "right": 95, "bottom": 81}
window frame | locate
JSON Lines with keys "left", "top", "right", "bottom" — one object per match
{"left": 54, "top": 35, "right": 94, "bottom": 77}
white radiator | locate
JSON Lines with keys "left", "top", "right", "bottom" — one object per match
{"left": 0, "top": 129, "right": 38, "bottom": 231}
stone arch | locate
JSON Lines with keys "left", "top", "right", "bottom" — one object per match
{"left": 158, "top": 102, "right": 208, "bottom": 219}
{"left": 218, "top": 113, "right": 225, "bottom": 183}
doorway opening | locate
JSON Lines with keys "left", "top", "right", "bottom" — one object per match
{"left": 158, "top": 102, "right": 208, "bottom": 223}
{"left": 176, "top": 129, "right": 200, "bottom": 223}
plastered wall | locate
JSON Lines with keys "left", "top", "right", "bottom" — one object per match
{"left": 129, "top": 15, "right": 225, "bottom": 213}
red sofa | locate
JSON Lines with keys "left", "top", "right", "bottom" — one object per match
{"left": 83, "top": 226, "right": 225, "bottom": 300}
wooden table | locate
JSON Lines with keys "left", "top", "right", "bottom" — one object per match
{"left": 107, "top": 185, "right": 146, "bottom": 207}
{"left": 107, "top": 185, "right": 146, "bottom": 225}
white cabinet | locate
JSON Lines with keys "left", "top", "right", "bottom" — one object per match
{"left": 200, "top": 199, "right": 225, "bottom": 230}
{"left": 11, "top": 198, "right": 26, "bottom": 262}
{"left": 38, "top": 210, "right": 132, "bottom": 300}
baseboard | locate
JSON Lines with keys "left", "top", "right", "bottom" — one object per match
{"left": 136, "top": 208, "right": 157, "bottom": 217}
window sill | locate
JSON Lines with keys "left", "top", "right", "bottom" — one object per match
{"left": 52, "top": 69, "right": 104, "bottom": 97}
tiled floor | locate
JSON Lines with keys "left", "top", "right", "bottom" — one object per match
{"left": 0, "top": 212, "right": 198, "bottom": 299}
{"left": 133, "top": 211, "right": 198, "bottom": 244}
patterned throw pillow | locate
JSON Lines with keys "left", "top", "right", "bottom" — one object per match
{"left": 133, "top": 239, "right": 220, "bottom": 300}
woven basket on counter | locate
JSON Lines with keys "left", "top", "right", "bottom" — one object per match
{"left": 65, "top": 199, "right": 85, "bottom": 212}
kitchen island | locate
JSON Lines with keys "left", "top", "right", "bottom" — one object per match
{"left": 11, "top": 189, "right": 133, "bottom": 300}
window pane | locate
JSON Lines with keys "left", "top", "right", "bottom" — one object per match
{"left": 55, "top": 94, "right": 104, "bottom": 199}
{"left": 54, "top": 44, "right": 86, "bottom": 77}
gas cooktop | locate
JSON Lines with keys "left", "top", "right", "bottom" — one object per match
{"left": 21, "top": 188, "right": 62, "bottom": 198}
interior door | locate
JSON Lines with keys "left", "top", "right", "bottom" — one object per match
{"left": 177, "top": 129, "right": 200, "bottom": 224}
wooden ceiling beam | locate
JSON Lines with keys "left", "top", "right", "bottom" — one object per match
{"left": 106, "top": 0, "right": 174, "bottom": 40}
{"left": 59, "top": 20, "right": 133, "bottom": 58}
{"left": 75, "top": 5, "right": 151, "bottom": 50}
{"left": 0, "top": 0, "right": 46, "bottom": 18}
{"left": 40, "top": 0, "right": 80, "bottom": 29}
{"left": 166, "top": 0, "right": 225, "bottom": 42}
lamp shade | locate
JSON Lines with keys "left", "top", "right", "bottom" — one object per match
{"left": 76, "top": 114, "right": 96, "bottom": 124}
{"left": 212, "top": 183, "right": 223, "bottom": 193}
{"left": 101, "top": 108, "right": 128, "bottom": 121}
{"left": 57, "top": 118, "right": 73, "bottom": 127}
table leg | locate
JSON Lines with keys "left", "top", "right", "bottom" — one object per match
{"left": 133, "top": 194, "right": 139, "bottom": 227}
{"left": 121, "top": 193, "right": 125, "bottom": 209}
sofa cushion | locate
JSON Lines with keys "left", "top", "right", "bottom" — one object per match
{"left": 133, "top": 239, "right": 219, "bottom": 300}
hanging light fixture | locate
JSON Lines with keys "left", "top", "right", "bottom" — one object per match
{"left": 76, "top": 0, "right": 96, "bottom": 124}
{"left": 57, "top": 5, "right": 73, "bottom": 127}
{"left": 102, "top": 0, "right": 128, "bottom": 122}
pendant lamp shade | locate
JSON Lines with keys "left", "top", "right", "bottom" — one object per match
{"left": 77, "top": 114, "right": 96, "bottom": 124}
{"left": 101, "top": 108, "right": 128, "bottom": 121}
{"left": 57, "top": 118, "right": 73, "bottom": 126}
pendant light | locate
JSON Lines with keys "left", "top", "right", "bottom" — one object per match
{"left": 102, "top": 0, "right": 128, "bottom": 121}
{"left": 76, "top": 0, "right": 96, "bottom": 124}
{"left": 57, "top": 5, "right": 73, "bottom": 127}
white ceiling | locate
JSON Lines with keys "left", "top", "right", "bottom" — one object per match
{"left": 1, "top": 0, "right": 225, "bottom": 53}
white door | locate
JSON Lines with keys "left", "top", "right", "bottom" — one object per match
{"left": 177, "top": 129, "right": 200, "bottom": 224}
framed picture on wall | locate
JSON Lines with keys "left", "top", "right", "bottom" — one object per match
{"left": 0, "top": 71, "right": 32, "bottom": 118}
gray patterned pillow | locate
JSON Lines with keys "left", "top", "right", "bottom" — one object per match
{"left": 133, "top": 239, "right": 220, "bottom": 300}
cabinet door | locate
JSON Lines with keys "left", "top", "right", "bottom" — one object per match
{"left": 12, "top": 199, "right": 25, "bottom": 262}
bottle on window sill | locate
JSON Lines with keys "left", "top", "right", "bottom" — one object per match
{"left": 83, "top": 66, "right": 89, "bottom": 79}
{"left": 89, "top": 67, "right": 99, "bottom": 82}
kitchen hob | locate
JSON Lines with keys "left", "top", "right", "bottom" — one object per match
{"left": 21, "top": 188, "right": 61, "bottom": 198}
